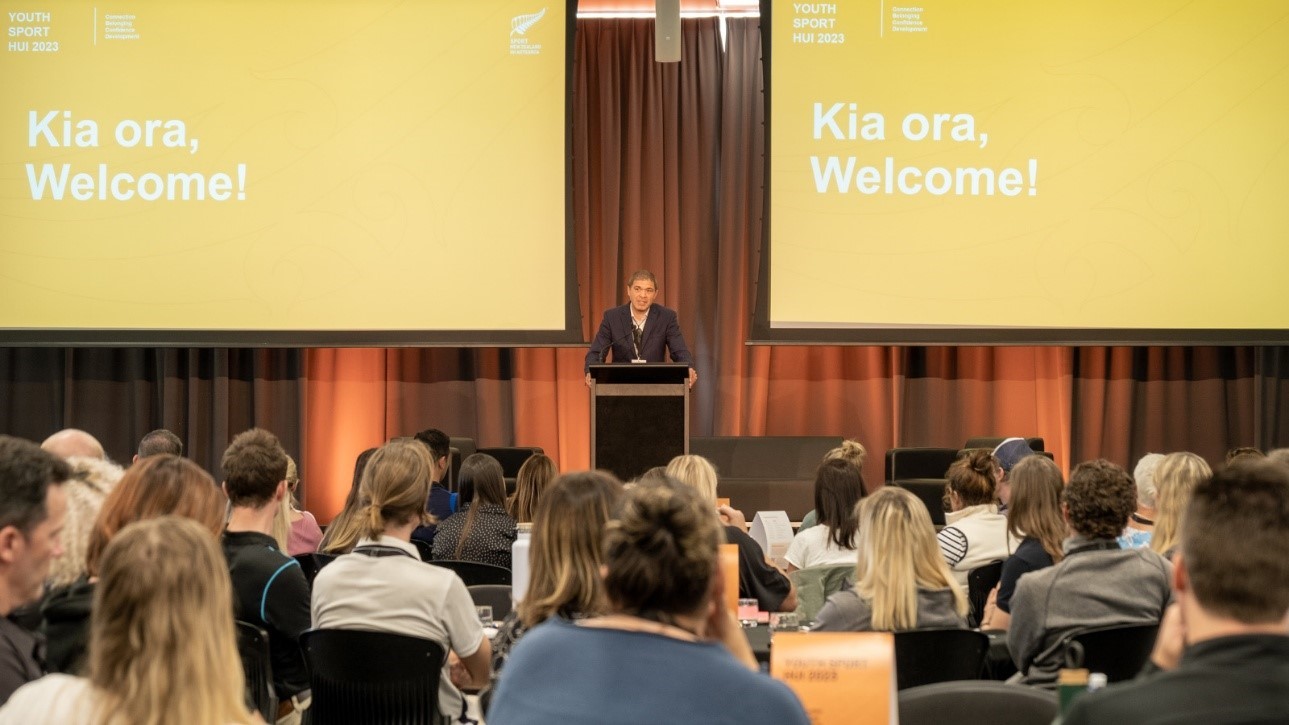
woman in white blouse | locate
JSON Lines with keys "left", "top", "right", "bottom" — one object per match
{"left": 784, "top": 458, "right": 866, "bottom": 572}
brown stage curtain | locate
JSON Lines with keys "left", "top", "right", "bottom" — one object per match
{"left": 3, "top": 19, "right": 1287, "bottom": 522}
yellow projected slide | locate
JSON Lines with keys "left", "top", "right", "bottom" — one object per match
{"left": 770, "top": 0, "right": 1289, "bottom": 331}
{"left": 1, "top": 1, "right": 566, "bottom": 332}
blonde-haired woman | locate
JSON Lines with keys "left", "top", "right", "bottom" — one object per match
{"left": 1150, "top": 452, "right": 1212, "bottom": 559}
{"left": 508, "top": 453, "right": 557, "bottom": 524}
{"left": 814, "top": 486, "right": 968, "bottom": 631}
{"left": 0, "top": 516, "right": 255, "bottom": 725}
{"left": 271, "top": 456, "right": 323, "bottom": 556}
{"left": 665, "top": 455, "right": 798, "bottom": 612}
{"left": 311, "top": 439, "right": 491, "bottom": 723}
{"left": 981, "top": 455, "right": 1065, "bottom": 631}
{"left": 491, "top": 471, "right": 623, "bottom": 676}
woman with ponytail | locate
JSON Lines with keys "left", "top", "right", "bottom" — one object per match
{"left": 311, "top": 439, "right": 492, "bottom": 723}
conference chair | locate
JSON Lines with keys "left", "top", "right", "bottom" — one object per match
{"left": 235, "top": 621, "right": 277, "bottom": 723}
{"left": 476, "top": 443, "right": 541, "bottom": 492}
{"left": 966, "top": 560, "right": 1004, "bottom": 628}
{"left": 302, "top": 629, "right": 446, "bottom": 725}
{"left": 884, "top": 447, "right": 959, "bottom": 482}
{"left": 893, "top": 628, "right": 990, "bottom": 690}
{"left": 892, "top": 479, "right": 949, "bottom": 527}
{"left": 789, "top": 564, "right": 854, "bottom": 622}
{"left": 410, "top": 538, "right": 435, "bottom": 562}
{"left": 293, "top": 552, "right": 337, "bottom": 587}
{"left": 1061, "top": 622, "right": 1160, "bottom": 682}
{"left": 898, "top": 680, "right": 1058, "bottom": 725}
{"left": 467, "top": 584, "right": 514, "bottom": 620}
{"left": 431, "top": 559, "right": 512, "bottom": 586}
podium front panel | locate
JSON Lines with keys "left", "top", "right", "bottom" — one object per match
{"left": 593, "top": 394, "right": 687, "bottom": 482}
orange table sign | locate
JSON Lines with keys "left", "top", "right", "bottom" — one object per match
{"left": 719, "top": 543, "right": 739, "bottom": 616}
{"left": 770, "top": 631, "right": 895, "bottom": 725}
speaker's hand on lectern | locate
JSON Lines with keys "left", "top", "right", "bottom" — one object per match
{"left": 585, "top": 372, "right": 593, "bottom": 389}
{"left": 688, "top": 367, "right": 698, "bottom": 388}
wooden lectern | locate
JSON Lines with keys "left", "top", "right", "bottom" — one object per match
{"left": 588, "top": 363, "right": 690, "bottom": 482}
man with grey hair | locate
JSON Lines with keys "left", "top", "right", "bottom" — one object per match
{"left": 1120, "top": 452, "right": 1164, "bottom": 549}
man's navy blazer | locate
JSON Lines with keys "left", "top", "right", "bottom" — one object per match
{"left": 584, "top": 303, "right": 694, "bottom": 373}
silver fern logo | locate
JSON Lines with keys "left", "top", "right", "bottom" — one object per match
{"left": 510, "top": 7, "right": 546, "bottom": 55}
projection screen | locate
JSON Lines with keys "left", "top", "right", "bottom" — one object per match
{"left": 1, "top": 0, "right": 577, "bottom": 345}
{"left": 757, "top": 0, "right": 1289, "bottom": 344}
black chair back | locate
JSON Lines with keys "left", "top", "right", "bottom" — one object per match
{"left": 406, "top": 538, "right": 434, "bottom": 562}
{"left": 468, "top": 584, "right": 514, "bottom": 620}
{"left": 235, "top": 621, "right": 277, "bottom": 723}
{"left": 899, "top": 680, "right": 1058, "bottom": 725}
{"left": 293, "top": 552, "right": 337, "bottom": 586}
{"left": 893, "top": 479, "right": 949, "bottom": 526}
{"left": 885, "top": 447, "right": 959, "bottom": 481}
{"left": 431, "top": 559, "right": 512, "bottom": 586}
{"left": 966, "top": 560, "right": 1004, "bottom": 628}
{"left": 302, "top": 629, "right": 447, "bottom": 725}
{"left": 1062, "top": 622, "right": 1160, "bottom": 682}
{"left": 894, "top": 628, "right": 989, "bottom": 690}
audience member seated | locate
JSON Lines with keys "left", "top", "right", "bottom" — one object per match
{"left": 41, "top": 455, "right": 225, "bottom": 676}
{"left": 410, "top": 428, "right": 454, "bottom": 546}
{"left": 1224, "top": 446, "right": 1264, "bottom": 466}
{"left": 798, "top": 439, "right": 866, "bottom": 531}
{"left": 980, "top": 455, "right": 1065, "bottom": 631}
{"left": 488, "top": 477, "right": 810, "bottom": 725}
{"left": 991, "top": 437, "right": 1037, "bottom": 508}
{"left": 221, "top": 428, "right": 312, "bottom": 724}
{"left": 1150, "top": 452, "right": 1211, "bottom": 560}
{"left": 39, "top": 429, "right": 105, "bottom": 462}
{"left": 0, "top": 437, "right": 69, "bottom": 704}
{"left": 1119, "top": 453, "right": 1163, "bottom": 549}
{"left": 276, "top": 455, "right": 322, "bottom": 556}
{"left": 937, "top": 450, "right": 1015, "bottom": 588}
{"left": 666, "top": 454, "right": 798, "bottom": 613}
{"left": 46, "top": 456, "right": 122, "bottom": 590}
{"left": 508, "top": 453, "right": 557, "bottom": 525}
{"left": 814, "top": 486, "right": 967, "bottom": 632}
{"left": 131, "top": 428, "right": 183, "bottom": 463}
{"left": 1063, "top": 459, "right": 1289, "bottom": 724}
{"left": 432, "top": 454, "right": 517, "bottom": 568}
{"left": 1, "top": 517, "right": 255, "bottom": 724}
{"left": 1008, "top": 459, "right": 1173, "bottom": 685}
{"left": 784, "top": 457, "right": 865, "bottom": 572}
{"left": 312, "top": 439, "right": 490, "bottom": 724}
{"left": 492, "top": 471, "right": 623, "bottom": 678}
{"left": 318, "top": 447, "right": 377, "bottom": 555}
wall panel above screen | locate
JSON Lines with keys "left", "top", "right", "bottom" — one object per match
{"left": 1, "top": 0, "right": 577, "bottom": 346}
{"left": 756, "top": 0, "right": 1289, "bottom": 344}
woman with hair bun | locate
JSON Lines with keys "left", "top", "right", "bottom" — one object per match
{"left": 488, "top": 477, "right": 809, "bottom": 725}
{"left": 937, "top": 449, "right": 1015, "bottom": 588}
{"left": 1, "top": 516, "right": 255, "bottom": 725}
{"left": 311, "top": 439, "right": 491, "bottom": 723}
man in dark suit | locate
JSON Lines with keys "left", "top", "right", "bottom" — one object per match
{"left": 584, "top": 270, "right": 697, "bottom": 388}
